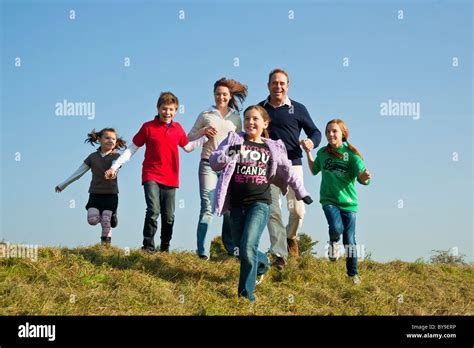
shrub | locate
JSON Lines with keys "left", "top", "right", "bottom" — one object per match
{"left": 429, "top": 249, "right": 466, "bottom": 265}
{"left": 297, "top": 233, "right": 318, "bottom": 255}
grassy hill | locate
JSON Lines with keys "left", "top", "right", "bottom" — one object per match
{"left": 1, "top": 245, "right": 472, "bottom": 315}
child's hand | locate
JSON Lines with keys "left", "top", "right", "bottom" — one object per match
{"left": 104, "top": 169, "right": 117, "bottom": 180}
{"left": 300, "top": 139, "right": 314, "bottom": 153}
{"left": 204, "top": 126, "right": 218, "bottom": 138}
{"left": 55, "top": 186, "right": 62, "bottom": 193}
{"left": 302, "top": 196, "right": 313, "bottom": 205}
{"left": 358, "top": 169, "right": 371, "bottom": 184}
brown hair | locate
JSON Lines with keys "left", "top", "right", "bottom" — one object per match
{"left": 85, "top": 128, "right": 127, "bottom": 150}
{"left": 156, "top": 91, "right": 179, "bottom": 109}
{"left": 268, "top": 68, "right": 289, "bottom": 84}
{"left": 213, "top": 77, "right": 248, "bottom": 112}
{"left": 324, "top": 119, "right": 363, "bottom": 159}
{"left": 243, "top": 105, "right": 271, "bottom": 138}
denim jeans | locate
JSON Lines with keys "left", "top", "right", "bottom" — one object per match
{"left": 267, "top": 165, "right": 305, "bottom": 261}
{"left": 322, "top": 204, "right": 358, "bottom": 276}
{"left": 230, "top": 201, "right": 270, "bottom": 302}
{"left": 142, "top": 181, "right": 176, "bottom": 251}
{"left": 196, "top": 160, "right": 234, "bottom": 256}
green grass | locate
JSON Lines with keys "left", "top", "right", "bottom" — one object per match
{"left": 1, "top": 245, "right": 472, "bottom": 315}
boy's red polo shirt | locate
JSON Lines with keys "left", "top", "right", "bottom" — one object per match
{"left": 132, "top": 116, "right": 189, "bottom": 187}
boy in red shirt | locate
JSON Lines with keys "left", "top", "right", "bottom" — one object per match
{"left": 106, "top": 92, "right": 214, "bottom": 252}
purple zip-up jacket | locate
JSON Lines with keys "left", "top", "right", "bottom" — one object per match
{"left": 209, "top": 131, "right": 310, "bottom": 216}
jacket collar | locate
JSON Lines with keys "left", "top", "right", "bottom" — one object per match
{"left": 207, "top": 106, "right": 235, "bottom": 118}
{"left": 263, "top": 96, "right": 292, "bottom": 108}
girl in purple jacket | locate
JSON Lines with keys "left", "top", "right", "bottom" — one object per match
{"left": 210, "top": 105, "right": 313, "bottom": 302}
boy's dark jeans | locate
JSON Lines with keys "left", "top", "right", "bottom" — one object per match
{"left": 142, "top": 181, "right": 176, "bottom": 251}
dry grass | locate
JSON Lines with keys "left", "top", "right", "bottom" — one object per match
{"left": 1, "top": 246, "right": 472, "bottom": 315}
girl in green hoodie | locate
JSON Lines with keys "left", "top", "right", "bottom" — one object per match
{"left": 302, "top": 119, "right": 371, "bottom": 284}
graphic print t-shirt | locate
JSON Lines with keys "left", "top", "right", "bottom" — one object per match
{"left": 229, "top": 140, "right": 272, "bottom": 207}
{"left": 311, "top": 144, "right": 369, "bottom": 212}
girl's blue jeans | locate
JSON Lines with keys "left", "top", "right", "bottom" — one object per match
{"left": 322, "top": 204, "right": 358, "bottom": 276}
{"left": 230, "top": 201, "right": 270, "bottom": 302}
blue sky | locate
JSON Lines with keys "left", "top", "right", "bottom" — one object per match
{"left": 1, "top": 0, "right": 472, "bottom": 262}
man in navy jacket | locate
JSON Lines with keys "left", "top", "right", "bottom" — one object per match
{"left": 259, "top": 68, "right": 321, "bottom": 269}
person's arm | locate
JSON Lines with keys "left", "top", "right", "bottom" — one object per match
{"left": 209, "top": 133, "right": 236, "bottom": 171}
{"left": 357, "top": 169, "right": 371, "bottom": 185}
{"left": 305, "top": 150, "right": 315, "bottom": 173}
{"left": 300, "top": 139, "right": 316, "bottom": 173}
{"left": 107, "top": 123, "right": 146, "bottom": 178}
{"left": 55, "top": 163, "right": 90, "bottom": 192}
{"left": 300, "top": 105, "right": 322, "bottom": 149}
{"left": 286, "top": 162, "right": 313, "bottom": 204}
{"left": 110, "top": 143, "right": 140, "bottom": 170}
{"left": 187, "top": 112, "right": 207, "bottom": 141}
{"left": 354, "top": 156, "right": 371, "bottom": 185}
{"left": 104, "top": 143, "right": 141, "bottom": 179}
{"left": 182, "top": 135, "right": 209, "bottom": 153}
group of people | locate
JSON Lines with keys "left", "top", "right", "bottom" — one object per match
{"left": 55, "top": 68, "right": 371, "bottom": 302}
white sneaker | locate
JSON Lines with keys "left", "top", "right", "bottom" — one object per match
{"left": 256, "top": 274, "right": 264, "bottom": 286}
{"left": 328, "top": 241, "right": 340, "bottom": 262}
{"left": 349, "top": 275, "right": 361, "bottom": 285}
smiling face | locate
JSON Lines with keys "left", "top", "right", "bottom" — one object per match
{"left": 158, "top": 103, "right": 178, "bottom": 124}
{"left": 244, "top": 108, "right": 269, "bottom": 141}
{"left": 268, "top": 72, "right": 289, "bottom": 105}
{"left": 99, "top": 131, "right": 117, "bottom": 152}
{"left": 214, "top": 86, "right": 231, "bottom": 110}
{"left": 325, "top": 122, "right": 344, "bottom": 148}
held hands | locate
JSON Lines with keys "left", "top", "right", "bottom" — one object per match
{"left": 104, "top": 168, "right": 117, "bottom": 180}
{"left": 358, "top": 169, "right": 371, "bottom": 184}
{"left": 204, "top": 126, "right": 218, "bottom": 138}
{"left": 300, "top": 139, "right": 314, "bottom": 153}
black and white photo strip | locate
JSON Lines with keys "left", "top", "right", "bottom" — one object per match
{"left": 1, "top": 0, "right": 472, "bottom": 346}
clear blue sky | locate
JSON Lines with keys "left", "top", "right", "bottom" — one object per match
{"left": 1, "top": 0, "right": 472, "bottom": 262}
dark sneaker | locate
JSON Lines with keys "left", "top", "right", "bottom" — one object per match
{"left": 101, "top": 237, "right": 111, "bottom": 246}
{"left": 287, "top": 238, "right": 299, "bottom": 257}
{"left": 198, "top": 255, "right": 209, "bottom": 260}
{"left": 271, "top": 256, "right": 286, "bottom": 270}
{"left": 160, "top": 244, "right": 170, "bottom": 253}
{"left": 141, "top": 246, "right": 156, "bottom": 254}
{"left": 111, "top": 212, "right": 118, "bottom": 228}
